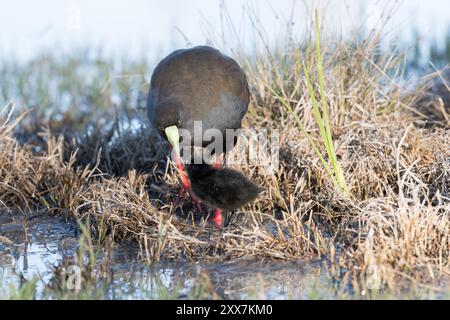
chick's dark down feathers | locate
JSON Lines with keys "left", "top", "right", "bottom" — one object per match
{"left": 185, "top": 163, "right": 262, "bottom": 211}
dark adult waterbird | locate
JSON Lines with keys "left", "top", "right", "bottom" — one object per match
{"left": 147, "top": 46, "right": 261, "bottom": 228}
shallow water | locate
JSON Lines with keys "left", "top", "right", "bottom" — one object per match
{"left": 0, "top": 211, "right": 335, "bottom": 299}
{"left": 2, "top": 211, "right": 448, "bottom": 299}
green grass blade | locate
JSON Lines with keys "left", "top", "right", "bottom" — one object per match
{"left": 314, "top": 9, "right": 340, "bottom": 180}
{"left": 264, "top": 83, "right": 337, "bottom": 184}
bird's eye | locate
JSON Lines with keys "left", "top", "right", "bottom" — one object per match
{"left": 214, "top": 187, "right": 220, "bottom": 193}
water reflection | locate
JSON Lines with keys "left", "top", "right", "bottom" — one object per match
{"left": 0, "top": 211, "right": 329, "bottom": 299}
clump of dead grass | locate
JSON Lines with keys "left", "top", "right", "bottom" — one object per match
{"left": 337, "top": 124, "right": 449, "bottom": 290}
{"left": 0, "top": 102, "right": 324, "bottom": 263}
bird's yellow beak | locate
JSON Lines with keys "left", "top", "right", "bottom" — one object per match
{"left": 164, "top": 125, "right": 180, "bottom": 156}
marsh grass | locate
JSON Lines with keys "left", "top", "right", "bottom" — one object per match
{"left": 266, "top": 9, "right": 349, "bottom": 196}
{"left": 0, "top": 7, "right": 449, "bottom": 297}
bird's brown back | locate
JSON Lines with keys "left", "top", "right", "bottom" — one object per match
{"left": 148, "top": 46, "right": 250, "bottom": 150}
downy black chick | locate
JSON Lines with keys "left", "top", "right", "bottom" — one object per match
{"left": 186, "top": 163, "right": 262, "bottom": 211}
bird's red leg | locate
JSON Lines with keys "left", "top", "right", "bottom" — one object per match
{"left": 210, "top": 155, "right": 224, "bottom": 228}
{"left": 171, "top": 150, "right": 202, "bottom": 212}
{"left": 213, "top": 154, "right": 224, "bottom": 169}
{"left": 211, "top": 209, "right": 223, "bottom": 229}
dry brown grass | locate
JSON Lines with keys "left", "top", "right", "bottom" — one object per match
{"left": 1, "top": 28, "right": 449, "bottom": 293}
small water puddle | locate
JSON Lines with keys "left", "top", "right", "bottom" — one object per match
{"left": 1, "top": 211, "right": 333, "bottom": 299}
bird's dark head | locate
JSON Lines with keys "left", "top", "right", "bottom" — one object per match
{"left": 185, "top": 163, "right": 215, "bottom": 179}
{"left": 154, "top": 102, "right": 182, "bottom": 134}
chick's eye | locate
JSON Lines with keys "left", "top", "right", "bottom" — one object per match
{"left": 214, "top": 187, "right": 221, "bottom": 193}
